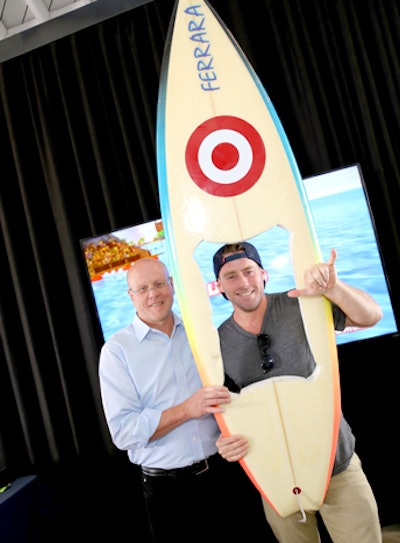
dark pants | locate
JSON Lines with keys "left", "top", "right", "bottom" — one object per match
{"left": 141, "top": 454, "right": 276, "bottom": 542}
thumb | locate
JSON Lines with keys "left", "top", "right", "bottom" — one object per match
{"left": 327, "top": 248, "right": 337, "bottom": 267}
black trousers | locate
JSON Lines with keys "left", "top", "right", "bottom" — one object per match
{"left": 140, "top": 454, "right": 276, "bottom": 542}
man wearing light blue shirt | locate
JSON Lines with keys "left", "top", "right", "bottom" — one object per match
{"left": 99, "top": 257, "right": 271, "bottom": 542}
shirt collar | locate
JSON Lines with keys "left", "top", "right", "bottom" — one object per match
{"left": 133, "top": 311, "right": 182, "bottom": 341}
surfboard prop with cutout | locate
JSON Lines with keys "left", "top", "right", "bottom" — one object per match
{"left": 156, "top": 0, "right": 341, "bottom": 517}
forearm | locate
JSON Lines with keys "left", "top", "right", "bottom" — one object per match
{"left": 149, "top": 402, "right": 189, "bottom": 441}
{"left": 325, "top": 279, "right": 383, "bottom": 328}
{"left": 150, "top": 385, "right": 230, "bottom": 441}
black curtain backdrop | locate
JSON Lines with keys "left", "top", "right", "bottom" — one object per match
{"left": 1, "top": 0, "right": 399, "bottom": 540}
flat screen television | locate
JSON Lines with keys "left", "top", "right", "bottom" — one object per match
{"left": 80, "top": 164, "right": 398, "bottom": 345}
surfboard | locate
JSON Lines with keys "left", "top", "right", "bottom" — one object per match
{"left": 156, "top": 0, "right": 341, "bottom": 518}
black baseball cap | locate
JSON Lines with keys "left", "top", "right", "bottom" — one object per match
{"left": 213, "top": 242, "right": 264, "bottom": 279}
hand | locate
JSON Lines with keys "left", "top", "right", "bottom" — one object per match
{"left": 216, "top": 434, "right": 248, "bottom": 462}
{"left": 184, "top": 386, "right": 231, "bottom": 418}
{"left": 288, "top": 248, "right": 338, "bottom": 298}
{"left": 151, "top": 386, "right": 231, "bottom": 441}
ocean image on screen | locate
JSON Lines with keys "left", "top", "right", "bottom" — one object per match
{"left": 81, "top": 165, "right": 397, "bottom": 345}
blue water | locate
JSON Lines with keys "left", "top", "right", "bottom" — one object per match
{"left": 91, "top": 187, "right": 397, "bottom": 344}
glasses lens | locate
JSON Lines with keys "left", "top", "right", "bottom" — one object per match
{"left": 257, "top": 334, "right": 274, "bottom": 373}
{"left": 261, "top": 355, "right": 274, "bottom": 373}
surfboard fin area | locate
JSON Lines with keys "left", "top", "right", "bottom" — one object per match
{"left": 156, "top": 0, "right": 341, "bottom": 517}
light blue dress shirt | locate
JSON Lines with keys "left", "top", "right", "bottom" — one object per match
{"left": 99, "top": 312, "right": 219, "bottom": 469}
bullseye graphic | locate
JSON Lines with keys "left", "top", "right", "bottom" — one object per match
{"left": 185, "top": 115, "right": 266, "bottom": 197}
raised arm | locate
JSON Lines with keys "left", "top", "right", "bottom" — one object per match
{"left": 288, "top": 248, "right": 383, "bottom": 328}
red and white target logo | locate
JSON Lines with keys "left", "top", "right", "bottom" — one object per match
{"left": 185, "top": 115, "right": 266, "bottom": 197}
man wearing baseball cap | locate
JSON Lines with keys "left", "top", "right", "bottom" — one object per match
{"left": 213, "top": 241, "right": 382, "bottom": 543}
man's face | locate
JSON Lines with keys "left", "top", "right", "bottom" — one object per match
{"left": 217, "top": 253, "right": 266, "bottom": 311}
{"left": 127, "top": 259, "right": 174, "bottom": 327}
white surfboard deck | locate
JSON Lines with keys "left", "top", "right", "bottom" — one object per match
{"left": 156, "top": 0, "right": 341, "bottom": 517}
